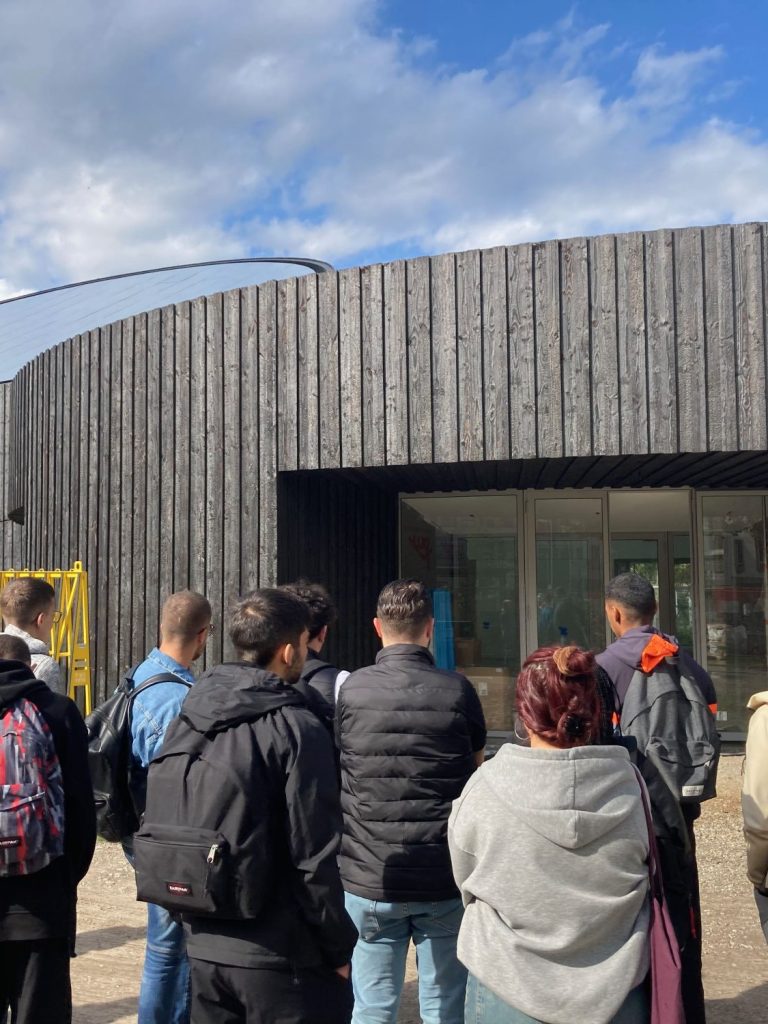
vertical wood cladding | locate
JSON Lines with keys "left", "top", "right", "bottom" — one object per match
{"left": 3, "top": 222, "right": 767, "bottom": 700}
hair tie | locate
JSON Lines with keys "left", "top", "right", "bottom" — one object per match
{"left": 552, "top": 646, "right": 579, "bottom": 676}
{"left": 563, "top": 713, "right": 584, "bottom": 738}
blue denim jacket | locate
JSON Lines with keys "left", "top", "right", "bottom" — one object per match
{"left": 130, "top": 647, "right": 195, "bottom": 769}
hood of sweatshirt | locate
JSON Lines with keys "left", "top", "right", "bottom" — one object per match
{"left": 602, "top": 625, "right": 680, "bottom": 673}
{"left": 0, "top": 662, "right": 49, "bottom": 710}
{"left": 479, "top": 742, "right": 641, "bottom": 850}
{"left": 747, "top": 691, "right": 768, "bottom": 712}
{"left": 179, "top": 661, "right": 306, "bottom": 734}
{"left": 2, "top": 623, "right": 50, "bottom": 656}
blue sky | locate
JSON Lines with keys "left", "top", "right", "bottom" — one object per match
{"left": 0, "top": 0, "right": 767, "bottom": 318}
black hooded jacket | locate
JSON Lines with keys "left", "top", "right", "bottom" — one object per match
{"left": 0, "top": 661, "right": 96, "bottom": 942}
{"left": 169, "top": 662, "right": 357, "bottom": 970}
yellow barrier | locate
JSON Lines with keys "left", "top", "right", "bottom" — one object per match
{"left": 0, "top": 562, "right": 92, "bottom": 714}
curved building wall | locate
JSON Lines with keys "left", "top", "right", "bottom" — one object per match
{"left": 6, "top": 220, "right": 768, "bottom": 700}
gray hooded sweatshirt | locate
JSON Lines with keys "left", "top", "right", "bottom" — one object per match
{"left": 448, "top": 743, "right": 650, "bottom": 1024}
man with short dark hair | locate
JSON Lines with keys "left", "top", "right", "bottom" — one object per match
{"left": 336, "top": 578, "right": 487, "bottom": 1024}
{"left": 127, "top": 590, "right": 212, "bottom": 1024}
{"left": 597, "top": 572, "right": 716, "bottom": 1024}
{"left": 0, "top": 578, "right": 63, "bottom": 693}
{"left": 166, "top": 588, "right": 356, "bottom": 1024}
{"left": 280, "top": 580, "right": 341, "bottom": 705}
{"left": 0, "top": 634, "right": 32, "bottom": 666}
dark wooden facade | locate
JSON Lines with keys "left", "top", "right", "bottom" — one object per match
{"left": 4, "top": 222, "right": 768, "bottom": 698}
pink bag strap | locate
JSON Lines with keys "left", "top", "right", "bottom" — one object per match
{"left": 631, "top": 763, "right": 664, "bottom": 902}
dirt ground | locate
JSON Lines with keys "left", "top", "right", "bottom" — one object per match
{"left": 71, "top": 755, "right": 767, "bottom": 1023}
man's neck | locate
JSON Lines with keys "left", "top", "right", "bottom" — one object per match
{"left": 157, "top": 642, "right": 193, "bottom": 670}
{"left": 307, "top": 640, "right": 323, "bottom": 655}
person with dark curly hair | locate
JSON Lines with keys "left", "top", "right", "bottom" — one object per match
{"left": 449, "top": 646, "right": 651, "bottom": 1024}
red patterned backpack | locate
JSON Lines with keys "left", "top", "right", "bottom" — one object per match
{"left": 0, "top": 697, "right": 66, "bottom": 875}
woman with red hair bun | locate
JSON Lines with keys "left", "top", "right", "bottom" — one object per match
{"left": 448, "top": 646, "right": 650, "bottom": 1024}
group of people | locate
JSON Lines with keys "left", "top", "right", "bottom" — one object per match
{"left": 0, "top": 568, "right": 753, "bottom": 1024}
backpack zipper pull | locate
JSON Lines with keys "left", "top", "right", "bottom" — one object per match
{"left": 206, "top": 843, "right": 219, "bottom": 866}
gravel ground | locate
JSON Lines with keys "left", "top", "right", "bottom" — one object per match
{"left": 71, "top": 755, "right": 766, "bottom": 1023}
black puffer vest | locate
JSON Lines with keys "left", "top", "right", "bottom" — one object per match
{"left": 336, "top": 644, "right": 485, "bottom": 901}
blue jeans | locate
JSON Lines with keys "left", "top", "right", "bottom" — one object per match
{"left": 465, "top": 974, "right": 649, "bottom": 1024}
{"left": 138, "top": 901, "right": 191, "bottom": 1024}
{"left": 124, "top": 846, "right": 190, "bottom": 1024}
{"left": 344, "top": 892, "right": 467, "bottom": 1024}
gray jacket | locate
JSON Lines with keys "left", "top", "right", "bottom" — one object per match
{"left": 448, "top": 743, "right": 650, "bottom": 1024}
{"left": 2, "top": 624, "right": 64, "bottom": 695}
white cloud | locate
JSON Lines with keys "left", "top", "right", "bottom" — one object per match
{"left": 0, "top": 0, "right": 766, "bottom": 299}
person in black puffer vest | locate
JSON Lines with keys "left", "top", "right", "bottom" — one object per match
{"left": 336, "top": 579, "right": 487, "bottom": 1024}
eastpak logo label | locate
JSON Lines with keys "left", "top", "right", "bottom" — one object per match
{"left": 0, "top": 837, "right": 21, "bottom": 848}
{"left": 166, "top": 882, "right": 193, "bottom": 896}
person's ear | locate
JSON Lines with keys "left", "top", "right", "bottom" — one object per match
{"left": 424, "top": 617, "right": 435, "bottom": 642}
{"left": 282, "top": 642, "right": 295, "bottom": 667}
{"left": 317, "top": 624, "right": 329, "bottom": 646}
{"left": 373, "top": 617, "right": 383, "bottom": 639}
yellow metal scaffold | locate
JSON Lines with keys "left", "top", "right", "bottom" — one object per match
{"left": 0, "top": 561, "right": 92, "bottom": 714}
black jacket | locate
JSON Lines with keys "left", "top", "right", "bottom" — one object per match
{"left": 175, "top": 662, "right": 357, "bottom": 970}
{"left": 301, "top": 651, "right": 338, "bottom": 707}
{"left": 336, "top": 644, "right": 487, "bottom": 901}
{"left": 0, "top": 662, "right": 96, "bottom": 942}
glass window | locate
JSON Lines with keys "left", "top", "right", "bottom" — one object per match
{"left": 702, "top": 496, "right": 767, "bottom": 735}
{"left": 534, "top": 498, "right": 605, "bottom": 651}
{"left": 400, "top": 494, "right": 519, "bottom": 732}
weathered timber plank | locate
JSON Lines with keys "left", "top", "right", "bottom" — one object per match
{"left": 258, "top": 281, "right": 278, "bottom": 584}
{"left": 277, "top": 277, "right": 299, "bottom": 472}
{"left": 674, "top": 228, "right": 707, "bottom": 452}
{"left": 481, "top": 246, "right": 510, "bottom": 461}
{"left": 144, "top": 309, "right": 162, "bottom": 651}
{"left": 118, "top": 319, "right": 135, "bottom": 675}
{"left": 561, "top": 237, "right": 592, "bottom": 456}
{"left": 616, "top": 232, "right": 648, "bottom": 453}
{"left": 430, "top": 253, "right": 459, "bottom": 463}
{"left": 204, "top": 294, "right": 225, "bottom": 665}
{"left": 361, "top": 264, "right": 385, "bottom": 466}
{"left": 158, "top": 307, "right": 176, "bottom": 608}
{"left": 703, "top": 225, "right": 737, "bottom": 451}
{"left": 457, "top": 249, "right": 484, "bottom": 461}
{"left": 173, "top": 302, "right": 191, "bottom": 590}
{"left": 297, "top": 274, "right": 319, "bottom": 470}
{"left": 222, "top": 289, "right": 242, "bottom": 659}
{"left": 507, "top": 243, "right": 536, "bottom": 459}
{"left": 406, "top": 257, "right": 432, "bottom": 463}
{"left": 189, "top": 297, "right": 207, "bottom": 596}
{"left": 534, "top": 239, "right": 563, "bottom": 458}
{"left": 734, "top": 222, "right": 767, "bottom": 449}
{"left": 106, "top": 321, "right": 123, "bottom": 684}
{"left": 590, "top": 234, "right": 620, "bottom": 455}
{"left": 240, "top": 287, "right": 260, "bottom": 589}
{"left": 131, "top": 316, "right": 148, "bottom": 659}
{"left": 317, "top": 272, "right": 341, "bottom": 469}
{"left": 96, "top": 326, "right": 113, "bottom": 696}
{"left": 645, "top": 229, "right": 678, "bottom": 453}
{"left": 339, "top": 268, "right": 363, "bottom": 467}
{"left": 383, "top": 261, "right": 409, "bottom": 465}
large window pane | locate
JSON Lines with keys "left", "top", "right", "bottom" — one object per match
{"left": 535, "top": 498, "right": 605, "bottom": 651}
{"left": 400, "top": 495, "right": 519, "bottom": 732}
{"left": 702, "top": 496, "right": 767, "bottom": 735}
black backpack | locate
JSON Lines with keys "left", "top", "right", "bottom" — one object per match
{"left": 619, "top": 655, "right": 720, "bottom": 804}
{"left": 133, "top": 713, "right": 278, "bottom": 918}
{"left": 85, "top": 668, "right": 191, "bottom": 842}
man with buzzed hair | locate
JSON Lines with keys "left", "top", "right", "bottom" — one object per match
{"left": 0, "top": 578, "right": 63, "bottom": 693}
{"left": 126, "top": 590, "right": 212, "bottom": 1024}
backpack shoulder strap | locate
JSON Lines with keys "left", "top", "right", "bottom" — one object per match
{"left": 128, "top": 672, "right": 193, "bottom": 702}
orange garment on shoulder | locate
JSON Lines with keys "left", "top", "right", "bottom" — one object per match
{"left": 639, "top": 634, "right": 678, "bottom": 673}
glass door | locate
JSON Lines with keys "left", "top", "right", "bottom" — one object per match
{"left": 525, "top": 494, "right": 607, "bottom": 653}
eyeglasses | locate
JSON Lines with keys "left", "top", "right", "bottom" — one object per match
{"left": 203, "top": 622, "right": 215, "bottom": 636}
